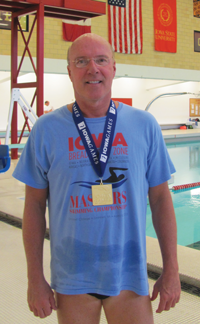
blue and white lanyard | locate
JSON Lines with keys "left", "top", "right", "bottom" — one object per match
{"left": 72, "top": 100, "right": 117, "bottom": 178}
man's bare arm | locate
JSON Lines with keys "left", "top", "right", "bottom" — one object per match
{"left": 23, "top": 185, "right": 57, "bottom": 318}
{"left": 148, "top": 181, "right": 181, "bottom": 313}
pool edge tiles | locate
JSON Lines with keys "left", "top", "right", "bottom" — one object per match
{"left": 146, "top": 236, "right": 200, "bottom": 288}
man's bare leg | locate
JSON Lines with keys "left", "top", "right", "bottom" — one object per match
{"left": 102, "top": 290, "right": 154, "bottom": 324}
{"left": 55, "top": 292, "right": 102, "bottom": 324}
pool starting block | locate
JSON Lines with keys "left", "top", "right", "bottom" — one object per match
{"left": 0, "top": 145, "right": 11, "bottom": 173}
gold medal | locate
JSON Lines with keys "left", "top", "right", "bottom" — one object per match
{"left": 92, "top": 180, "right": 113, "bottom": 206}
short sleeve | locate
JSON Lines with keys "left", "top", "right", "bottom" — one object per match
{"left": 146, "top": 121, "right": 175, "bottom": 187}
{"left": 12, "top": 123, "right": 49, "bottom": 189}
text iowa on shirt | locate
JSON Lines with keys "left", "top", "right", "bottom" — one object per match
{"left": 68, "top": 132, "right": 128, "bottom": 160}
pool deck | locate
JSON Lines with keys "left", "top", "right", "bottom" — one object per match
{"left": 0, "top": 129, "right": 200, "bottom": 323}
{"left": 162, "top": 127, "right": 200, "bottom": 143}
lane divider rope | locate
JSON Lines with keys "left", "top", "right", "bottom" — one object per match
{"left": 172, "top": 182, "right": 200, "bottom": 191}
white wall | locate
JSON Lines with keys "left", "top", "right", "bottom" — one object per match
{"left": 0, "top": 70, "right": 200, "bottom": 131}
{"left": 112, "top": 78, "right": 200, "bottom": 124}
{"left": 0, "top": 72, "right": 74, "bottom": 131}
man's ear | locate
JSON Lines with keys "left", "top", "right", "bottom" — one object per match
{"left": 113, "top": 61, "right": 116, "bottom": 78}
{"left": 67, "top": 65, "right": 72, "bottom": 82}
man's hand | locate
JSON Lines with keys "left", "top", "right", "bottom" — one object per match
{"left": 28, "top": 279, "right": 57, "bottom": 318}
{"left": 150, "top": 271, "right": 181, "bottom": 313}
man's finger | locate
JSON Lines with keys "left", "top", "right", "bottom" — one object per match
{"left": 150, "top": 285, "right": 158, "bottom": 301}
{"left": 37, "top": 308, "right": 47, "bottom": 319}
{"left": 156, "top": 292, "right": 170, "bottom": 313}
{"left": 49, "top": 294, "right": 57, "bottom": 311}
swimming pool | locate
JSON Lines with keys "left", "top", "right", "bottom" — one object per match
{"left": 146, "top": 141, "right": 200, "bottom": 249}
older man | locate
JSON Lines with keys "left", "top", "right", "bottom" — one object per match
{"left": 13, "top": 33, "right": 180, "bottom": 324}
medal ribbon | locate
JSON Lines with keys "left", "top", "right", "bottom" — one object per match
{"left": 72, "top": 100, "right": 117, "bottom": 178}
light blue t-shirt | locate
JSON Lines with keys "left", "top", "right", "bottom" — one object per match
{"left": 13, "top": 102, "right": 175, "bottom": 296}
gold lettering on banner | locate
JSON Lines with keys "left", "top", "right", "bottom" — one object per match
{"left": 155, "top": 29, "right": 175, "bottom": 42}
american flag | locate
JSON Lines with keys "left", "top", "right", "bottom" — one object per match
{"left": 108, "top": 0, "right": 143, "bottom": 54}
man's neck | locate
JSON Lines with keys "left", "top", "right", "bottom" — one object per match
{"left": 67, "top": 100, "right": 118, "bottom": 118}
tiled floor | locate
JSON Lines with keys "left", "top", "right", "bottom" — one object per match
{"left": 1, "top": 129, "right": 200, "bottom": 323}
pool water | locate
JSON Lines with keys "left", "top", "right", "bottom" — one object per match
{"left": 167, "top": 141, "right": 200, "bottom": 188}
{"left": 146, "top": 141, "right": 200, "bottom": 248}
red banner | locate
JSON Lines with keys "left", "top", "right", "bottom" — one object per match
{"left": 112, "top": 98, "right": 132, "bottom": 106}
{"left": 153, "top": 0, "right": 177, "bottom": 53}
{"left": 62, "top": 19, "right": 91, "bottom": 42}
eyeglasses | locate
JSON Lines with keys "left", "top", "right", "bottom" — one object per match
{"left": 72, "top": 56, "right": 110, "bottom": 68}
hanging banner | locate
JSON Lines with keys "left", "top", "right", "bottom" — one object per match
{"left": 153, "top": 0, "right": 177, "bottom": 53}
{"left": 62, "top": 19, "right": 91, "bottom": 42}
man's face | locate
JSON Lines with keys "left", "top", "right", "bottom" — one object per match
{"left": 67, "top": 35, "right": 116, "bottom": 106}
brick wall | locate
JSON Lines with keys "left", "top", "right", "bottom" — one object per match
{"left": 0, "top": 0, "right": 200, "bottom": 71}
